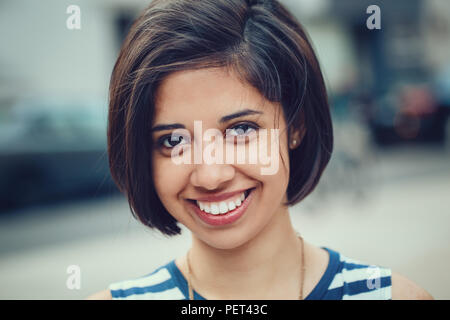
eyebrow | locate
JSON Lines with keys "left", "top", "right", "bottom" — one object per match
{"left": 150, "top": 123, "right": 185, "bottom": 132}
{"left": 151, "top": 108, "right": 263, "bottom": 132}
{"left": 219, "top": 109, "right": 263, "bottom": 123}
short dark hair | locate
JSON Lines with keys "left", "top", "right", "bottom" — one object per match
{"left": 108, "top": 0, "right": 333, "bottom": 236}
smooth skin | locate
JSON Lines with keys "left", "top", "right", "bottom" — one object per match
{"left": 88, "top": 68, "right": 433, "bottom": 300}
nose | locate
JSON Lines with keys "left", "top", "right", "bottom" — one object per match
{"left": 190, "top": 162, "right": 235, "bottom": 190}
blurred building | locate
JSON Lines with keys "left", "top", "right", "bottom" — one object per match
{"left": 0, "top": 0, "right": 449, "bottom": 210}
{"left": 1, "top": 0, "right": 449, "bottom": 104}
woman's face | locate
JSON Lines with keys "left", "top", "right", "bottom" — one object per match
{"left": 152, "top": 67, "right": 294, "bottom": 250}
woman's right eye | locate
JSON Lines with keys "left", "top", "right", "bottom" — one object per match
{"left": 159, "top": 134, "right": 188, "bottom": 149}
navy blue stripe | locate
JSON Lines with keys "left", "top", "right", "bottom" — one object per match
{"left": 334, "top": 259, "right": 345, "bottom": 274}
{"left": 343, "top": 276, "right": 392, "bottom": 296}
{"left": 322, "top": 286, "right": 344, "bottom": 300}
{"left": 110, "top": 278, "right": 176, "bottom": 298}
{"left": 324, "top": 276, "right": 391, "bottom": 299}
{"left": 167, "top": 260, "right": 206, "bottom": 300}
{"left": 343, "top": 261, "right": 378, "bottom": 271}
{"left": 305, "top": 247, "right": 340, "bottom": 300}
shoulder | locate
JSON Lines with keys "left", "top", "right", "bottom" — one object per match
{"left": 331, "top": 251, "right": 393, "bottom": 300}
{"left": 331, "top": 253, "right": 434, "bottom": 300}
{"left": 86, "top": 289, "right": 112, "bottom": 300}
{"left": 311, "top": 246, "right": 394, "bottom": 300}
{"left": 391, "top": 271, "right": 434, "bottom": 300}
{"left": 106, "top": 261, "right": 186, "bottom": 300}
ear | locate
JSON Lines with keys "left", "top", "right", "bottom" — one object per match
{"left": 289, "top": 111, "right": 306, "bottom": 150}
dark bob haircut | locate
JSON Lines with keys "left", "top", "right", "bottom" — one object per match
{"left": 108, "top": 0, "right": 333, "bottom": 236}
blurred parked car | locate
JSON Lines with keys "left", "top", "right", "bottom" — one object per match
{"left": 0, "top": 97, "right": 117, "bottom": 212}
{"left": 367, "top": 83, "right": 449, "bottom": 145}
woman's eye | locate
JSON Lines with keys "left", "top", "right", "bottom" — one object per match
{"left": 228, "top": 123, "right": 258, "bottom": 136}
{"left": 160, "top": 134, "right": 189, "bottom": 149}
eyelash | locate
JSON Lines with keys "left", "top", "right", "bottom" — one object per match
{"left": 227, "top": 121, "right": 259, "bottom": 137}
{"left": 156, "top": 121, "right": 260, "bottom": 150}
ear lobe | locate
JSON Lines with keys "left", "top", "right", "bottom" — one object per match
{"left": 289, "top": 112, "right": 306, "bottom": 150}
{"left": 289, "top": 126, "right": 306, "bottom": 150}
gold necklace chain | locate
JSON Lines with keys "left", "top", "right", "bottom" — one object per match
{"left": 186, "top": 235, "right": 305, "bottom": 300}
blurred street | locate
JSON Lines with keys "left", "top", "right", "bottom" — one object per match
{"left": 0, "top": 146, "right": 449, "bottom": 299}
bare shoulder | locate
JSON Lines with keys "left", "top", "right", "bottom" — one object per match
{"left": 86, "top": 289, "right": 112, "bottom": 300}
{"left": 391, "top": 271, "right": 434, "bottom": 300}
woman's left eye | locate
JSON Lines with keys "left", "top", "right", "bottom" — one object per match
{"left": 228, "top": 122, "right": 259, "bottom": 136}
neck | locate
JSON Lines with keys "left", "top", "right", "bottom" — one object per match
{"left": 187, "top": 206, "right": 304, "bottom": 299}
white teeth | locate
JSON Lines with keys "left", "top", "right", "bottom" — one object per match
{"left": 219, "top": 202, "right": 228, "bottom": 214}
{"left": 210, "top": 204, "right": 219, "bottom": 215}
{"left": 196, "top": 190, "right": 251, "bottom": 215}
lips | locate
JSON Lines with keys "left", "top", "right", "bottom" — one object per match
{"left": 191, "top": 188, "right": 249, "bottom": 202}
{"left": 186, "top": 188, "right": 255, "bottom": 226}
{"left": 195, "top": 189, "right": 250, "bottom": 215}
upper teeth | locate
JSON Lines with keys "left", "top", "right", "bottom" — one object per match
{"left": 196, "top": 191, "right": 246, "bottom": 215}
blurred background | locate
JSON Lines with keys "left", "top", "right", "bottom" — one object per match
{"left": 0, "top": 0, "right": 449, "bottom": 299}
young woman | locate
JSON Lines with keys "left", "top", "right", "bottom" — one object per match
{"left": 88, "top": 0, "right": 433, "bottom": 300}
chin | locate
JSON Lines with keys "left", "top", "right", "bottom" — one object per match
{"left": 195, "top": 224, "right": 262, "bottom": 251}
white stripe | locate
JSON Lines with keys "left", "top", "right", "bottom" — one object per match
{"left": 109, "top": 268, "right": 171, "bottom": 291}
{"left": 328, "top": 266, "right": 391, "bottom": 290}
{"left": 342, "top": 286, "right": 391, "bottom": 300}
{"left": 329, "top": 268, "right": 370, "bottom": 290}
{"left": 113, "top": 286, "right": 185, "bottom": 300}
{"left": 328, "top": 273, "right": 344, "bottom": 290}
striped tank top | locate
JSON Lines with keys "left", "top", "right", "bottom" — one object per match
{"left": 108, "top": 247, "right": 392, "bottom": 300}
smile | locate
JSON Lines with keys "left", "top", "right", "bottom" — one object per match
{"left": 187, "top": 188, "right": 255, "bottom": 226}
{"left": 195, "top": 189, "right": 251, "bottom": 215}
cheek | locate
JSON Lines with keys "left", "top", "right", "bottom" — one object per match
{"left": 152, "top": 156, "right": 190, "bottom": 203}
{"left": 258, "top": 137, "right": 291, "bottom": 205}
{"left": 237, "top": 139, "right": 290, "bottom": 198}
{"left": 256, "top": 130, "right": 290, "bottom": 184}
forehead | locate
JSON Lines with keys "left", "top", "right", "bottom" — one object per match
{"left": 153, "top": 67, "right": 273, "bottom": 123}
